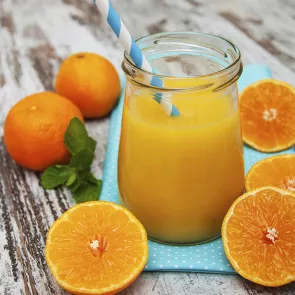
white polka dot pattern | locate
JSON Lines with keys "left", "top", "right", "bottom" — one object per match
{"left": 100, "top": 66, "right": 290, "bottom": 273}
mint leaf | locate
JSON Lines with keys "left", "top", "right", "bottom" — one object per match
{"left": 73, "top": 182, "right": 101, "bottom": 203}
{"left": 88, "top": 137, "right": 96, "bottom": 153}
{"left": 68, "top": 177, "right": 81, "bottom": 192}
{"left": 64, "top": 118, "right": 96, "bottom": 154}
{"left": 69, "top": 149, "right": 94, "bottom": 170}
{"left": 87, "top": 172, "right": 100, "bottom": 185}
{"left": 67, "top": 171, "right": 96, "bottom": 193}
{"left": 96, "top": 179, "right": 102, "bottom": 196}
{"left": 68, "top": 170, "right": 89, "bottom": 191}
{"left": 66, "top": 172, "right": 77, "bottom": 186}
{"left": 41, "top": 166, "right": 74, "bottom": 189}
{"left": 77, "top": 170, "right": 90, "bottom": 181}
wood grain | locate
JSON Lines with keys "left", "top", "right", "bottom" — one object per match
{"left": 1, "top": 0, "right": 295, "bottom": 294}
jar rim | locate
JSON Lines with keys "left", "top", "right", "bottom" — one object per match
{"left": 122, "top": 31, "right": 242, "bottom": 91}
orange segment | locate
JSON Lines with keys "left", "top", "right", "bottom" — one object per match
{"left": 246, "top": 154, "right": 295, "bottom": 192}
{"left": 222, "top": 187, "right": 295, "bottom": 287}
{"left": 45, "top": 201, "right": 148, "bottom": 295}
{"left": 240, "top": 79, "right": 295, "bottom": 152}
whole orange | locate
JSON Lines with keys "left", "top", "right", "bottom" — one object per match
{"left": 55, "top": 52, "right": 121, "bottom": 118}
{"left": 4, "top": 92, "right": 83, "bottom": 171}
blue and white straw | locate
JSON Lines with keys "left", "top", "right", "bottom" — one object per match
{"left": 93, "top": 0, "right": 180, "bottom": 117}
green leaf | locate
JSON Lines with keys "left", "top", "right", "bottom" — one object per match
{"left": 64, "top": 118, "right": 96, "bottom": 154}
{"left": 87, "top": 137, "right": 97, "bottom": 153}
{"left": 68, "top": 177, "right": 82, "bottom": 192}
{"left": 73, "top": 182, "right": 101, "bottom": 203}
{"left": 69, "top": 149, "right": 94, "bottom": 170}
{"left": 68, "top": 170, "right": 93, "bottom": 192}
{"left": 41, "top": 166, "right": 73, "bottom": 189}
{"left": 77, "top": 170, "right": 90, "bottom": 181}
{"left": 96, "top": 179, "right": 102, "bottom": 198}
{"left": 66, "top": 172, "right": 77, "bottom": 186}
{"left": 87, "top": 172, "right": 100, "bottom": 185}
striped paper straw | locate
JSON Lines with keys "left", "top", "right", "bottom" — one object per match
{"left": 93, "top": 0, "right": 180, "bottom": 117}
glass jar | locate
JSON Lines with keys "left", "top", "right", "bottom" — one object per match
{"left": 118, "top": 32, "right": 244, "bottom": 245}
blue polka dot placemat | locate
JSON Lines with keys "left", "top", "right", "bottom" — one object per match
{"left": 99, "top": 65, "right": 294, "bottom": 274}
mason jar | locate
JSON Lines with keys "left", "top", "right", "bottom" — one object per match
{"left": 118, "top": 32, "right": 244, "bottom": 244}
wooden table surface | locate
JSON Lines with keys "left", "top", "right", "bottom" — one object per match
{"left": 1, "top": 0, "right": 295, "bottom": 294}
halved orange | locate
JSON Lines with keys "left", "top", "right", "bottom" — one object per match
{"left": 45, "top": 201, "right": 148, "bottom": 295}
{"left": 240, "top": 79, "right": 295, "bottom": 152}
{"left": 246, "top": 154, "right": 295, "bottom": 192}
{"left": 222, "top": 187, "right": 295, "bottom": 287}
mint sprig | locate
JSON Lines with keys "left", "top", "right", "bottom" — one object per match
{"left": 41, "top": 118, "right": 102, "bottom": 203}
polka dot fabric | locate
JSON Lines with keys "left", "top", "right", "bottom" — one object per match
{"left": 100, "top": 65, "right": 293, "bottom": 273}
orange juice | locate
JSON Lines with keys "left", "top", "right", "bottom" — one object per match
{"left": 118, "top": 87, "right": 244, "bottom": 244}
{"left": 119, "top": 32, "right": 244, "bottom": 244}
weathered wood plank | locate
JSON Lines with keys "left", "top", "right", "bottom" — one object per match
{"left": 1, "top": 0, "right": 295, "bottom": 294}
{"left": 207, "top": 0, "right": 295, "bottom": 72}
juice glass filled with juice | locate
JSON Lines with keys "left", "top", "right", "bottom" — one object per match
{"left": 118, "top": 32, "right": 244, "bottom": 244}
